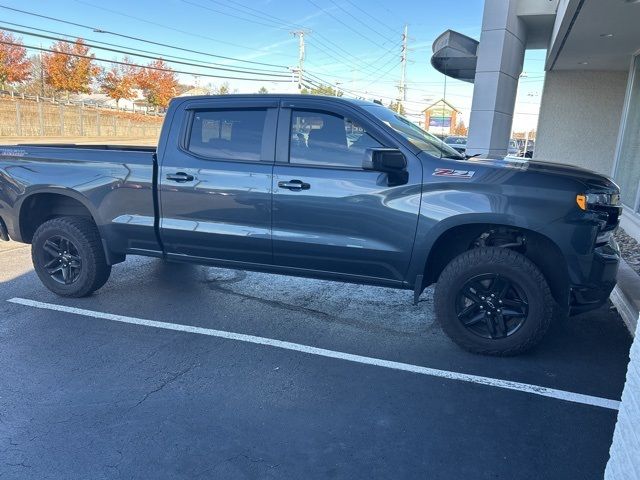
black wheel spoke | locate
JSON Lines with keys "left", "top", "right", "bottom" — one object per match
{"left": 502, "top": 298, "right": 527, "bottom": 309}
{"left": 462, "top": 285, "right": 483, "bottom": 304}
{"left": 64, "top": 264, "right": 74, "bottom": 284}
{"left": 484, "top": 314, "right": 497, "bottom": 338}
{"left": 463, "top": 312, "right": 485, "bottom": 327}
{"left": 44, "top": 257, "right": 61, "bottom": 269}
{"left": 46, "top": 264, "right": 63, "bottom": 275}
{"left": 494, "top": 313, "right": 508, "bottom": 337}
{"left": 501, "top": 307, "right": 526, "bottom": 318}
{"left": 457, "top": 303, "right": 479, "bottom": 321}
{"left": 491, "top": 275, "right": 511, "bottom": 299}
{"left": 43, "top": 240, "right": 60, "bottom": 257}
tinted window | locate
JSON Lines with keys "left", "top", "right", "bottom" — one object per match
{"left": 289, "top": 110, "right": 382, "bottom": 168}
{"left": 188, "top": 109, "right": 267, "bottom": 161}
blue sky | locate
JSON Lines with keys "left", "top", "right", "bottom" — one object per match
{"left": 0, "top": 0, "right": 545, "bottom": 130}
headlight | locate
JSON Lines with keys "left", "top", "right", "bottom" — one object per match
{"left": 576, "top": 192, "right": 620, "bottom": 210}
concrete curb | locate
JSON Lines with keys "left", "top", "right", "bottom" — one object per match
{"left": 610, "top": 257, "right": 639, "bottom": 337}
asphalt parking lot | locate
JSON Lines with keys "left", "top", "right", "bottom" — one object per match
{"left": 0, "top": 240, "right": 633, "bottom": 479}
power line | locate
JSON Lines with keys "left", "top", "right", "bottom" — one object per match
{"left": 0, "top": 4, "right": 289, "bottom": 69}
{"left": 0, "top": 25, "right": 292, "bottom": 79}
{"left": 325, "top": 0, "right": 397, "bottom": 45}
{"left": 201, "top": 0, "right": 402, "bottom": 72}
{"left": 0, "top": 40, "right": 293, "bottom": 83}
{"left": 342, "top": 0, "right": 398, "bottom": 35}
{"left": 305, "top": 0, "right": 398, "bottom": 51}
{"left": 179, "top": 0, "right": 402, "bottom": 77}
{"left": 0, "top": 21, "right": 286, "bottom": 74}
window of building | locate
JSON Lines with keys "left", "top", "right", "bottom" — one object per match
{"left": 188, "top": 109, "right": 267, "bottom": 161}
{"left": 615, "top": 55, "right": 640, "bottom": 209}
{"left": 289, "top": 110, "right": 382, "bottom": 168}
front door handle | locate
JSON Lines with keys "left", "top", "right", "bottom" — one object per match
{"left": 278, "top": 179, "right": 310, "bottom": 191}
{"left": 166, "top": 172, "right": 194, "bottom": 183}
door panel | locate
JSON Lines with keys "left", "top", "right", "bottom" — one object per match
{"left": 159, "top": 105, "right": 276, "bottom": 264}
{"left": 272, "top": 105, "right": 422, "bottom": 281}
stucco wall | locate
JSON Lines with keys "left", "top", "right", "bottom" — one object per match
{"left": 534, "top": 70, "right": 628, "bottom": 175}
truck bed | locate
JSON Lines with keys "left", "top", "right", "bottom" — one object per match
{"left": 0, "top": 143, "right": 160, "bottom": 256}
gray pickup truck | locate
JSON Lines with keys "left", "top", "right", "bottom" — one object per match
{"left": 0, "top": 95, "right": 622, "bottom": 355}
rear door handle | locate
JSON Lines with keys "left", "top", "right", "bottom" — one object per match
{"left": 166, "top": 172, "right": 194, "bottom": 183}
{"left": 278, "top": 180, "right": 310, "bottom": 191}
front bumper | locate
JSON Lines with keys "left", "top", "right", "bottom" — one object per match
{"left": 568, "top": 238, "right": 620, "bottom": 315}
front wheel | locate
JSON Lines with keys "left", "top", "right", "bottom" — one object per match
{"left": 434, "top": 247, "right": 553, "bottom": 356}
{"left": 32, "top": 216, "right": 112, "bottom": 297}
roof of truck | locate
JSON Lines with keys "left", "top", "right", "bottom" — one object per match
{"left": 170, "top": 94, "right": 381, "bottom": 107}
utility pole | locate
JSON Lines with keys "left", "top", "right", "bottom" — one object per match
{"left": 292, "top": 30, "right": 306, "bottom": 91}
{"left": 398, "top": 24, "right": 408, "bottom": 113}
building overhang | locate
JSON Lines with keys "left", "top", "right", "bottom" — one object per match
{"left": 430, "top": 30, "right": 479, "bottom": 83}
{"left": 547, "top": 0, "right": 640, "bottom": 71}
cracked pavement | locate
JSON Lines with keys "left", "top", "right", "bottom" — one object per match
{"left": 0, "top": 240, "right": 633, "bottom": 479}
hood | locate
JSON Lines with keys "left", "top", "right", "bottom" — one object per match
{"left": 467, "top": 156, "right": 619, "bottom": 192}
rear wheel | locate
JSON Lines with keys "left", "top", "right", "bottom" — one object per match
{"left": 32, "top": 216, "right": 111, "bottom": 297}
{"left": 434, "top": 247, "right": 553, "bottom": 356}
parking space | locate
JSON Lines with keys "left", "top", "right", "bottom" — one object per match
{"left": 0, "top": 240, "right": 633, "bottom": 479}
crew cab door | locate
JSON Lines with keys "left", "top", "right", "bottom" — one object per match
{"left": 159, "top": 98, "right": 277, "bottom": 264}
{"left": 272, "top": 100, "right": 422, "bottom": 282}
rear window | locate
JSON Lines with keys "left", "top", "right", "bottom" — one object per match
{"left": 187, "top": 109, "right": 267, "bottom": 161}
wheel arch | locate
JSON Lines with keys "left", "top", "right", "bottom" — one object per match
{"left": 417, "top": 216, "right": 570, "bottom": 310}
{"left": 16, "top": 189, "right": 124, "bottom": 266}
{"left": 17, "top": 188, "right": 101, "bottom": 243}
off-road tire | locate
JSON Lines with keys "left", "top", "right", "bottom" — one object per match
{"left": 434, "top": 247, "right": 553, "bottom": 356}
{"left": 32, "top": 216, "right": 111, "bottom": 297}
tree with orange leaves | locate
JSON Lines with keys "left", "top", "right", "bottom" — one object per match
{"left": 136, "top": 60, "right": 179, "bottom": 109}
{"left": 0, "top": 31, "right": 31, "bottom": 90}
{"left": 100, "top": 58, "right": 137, "bottom": 108}
{"left": 43, "top": 38, "right": 99, "bottom": 100}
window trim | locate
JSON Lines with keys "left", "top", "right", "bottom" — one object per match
{"left": 180, "top": 107, "right": 277, "bottom": 164}
{"left": 282, "top": 107, "right": 385, "bottom": 170}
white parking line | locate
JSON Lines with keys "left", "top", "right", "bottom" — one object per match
{"left": 8, "top": 296, "right": 621, "bottom": 411}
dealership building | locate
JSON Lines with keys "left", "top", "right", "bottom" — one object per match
{"left": 432, "top": 0, "right": 640, "bottom": 475}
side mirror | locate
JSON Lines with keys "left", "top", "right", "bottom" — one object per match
{"left": 362, "top": 148, "right": 407, "bottom": 172}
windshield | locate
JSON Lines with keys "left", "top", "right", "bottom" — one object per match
{"left": 363, "top": 105, "right": 464, "bottom": 159}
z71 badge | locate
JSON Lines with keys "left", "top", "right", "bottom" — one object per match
{"left": 432, "top": 168, "right": 475, "bottom": 179}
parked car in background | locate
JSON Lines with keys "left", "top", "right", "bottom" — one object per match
{"left": 523, "top": 140, "right": 535, "bottom": 158}
{"left": 0, "top": 94, "right": 622, "bottom": 356}
{"left": 444, "top": 135, "right": 467, "bottom": 154}
{"left": 508, "top": 139, "right": 520, "bottom": 156}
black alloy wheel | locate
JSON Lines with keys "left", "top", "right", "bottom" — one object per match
{"left": 455, "top": 273, "right": 528, "bottom": 339}
{"left": 42, "top": 235, "right": 83, "bottom": 285}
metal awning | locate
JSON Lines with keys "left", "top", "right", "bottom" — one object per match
{"left": 431, "top": 30, "right": 479, "bottom": 83}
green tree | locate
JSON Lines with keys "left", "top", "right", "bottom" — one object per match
{"left": 258, "top": 86, "right": 268, "bottom": 94}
